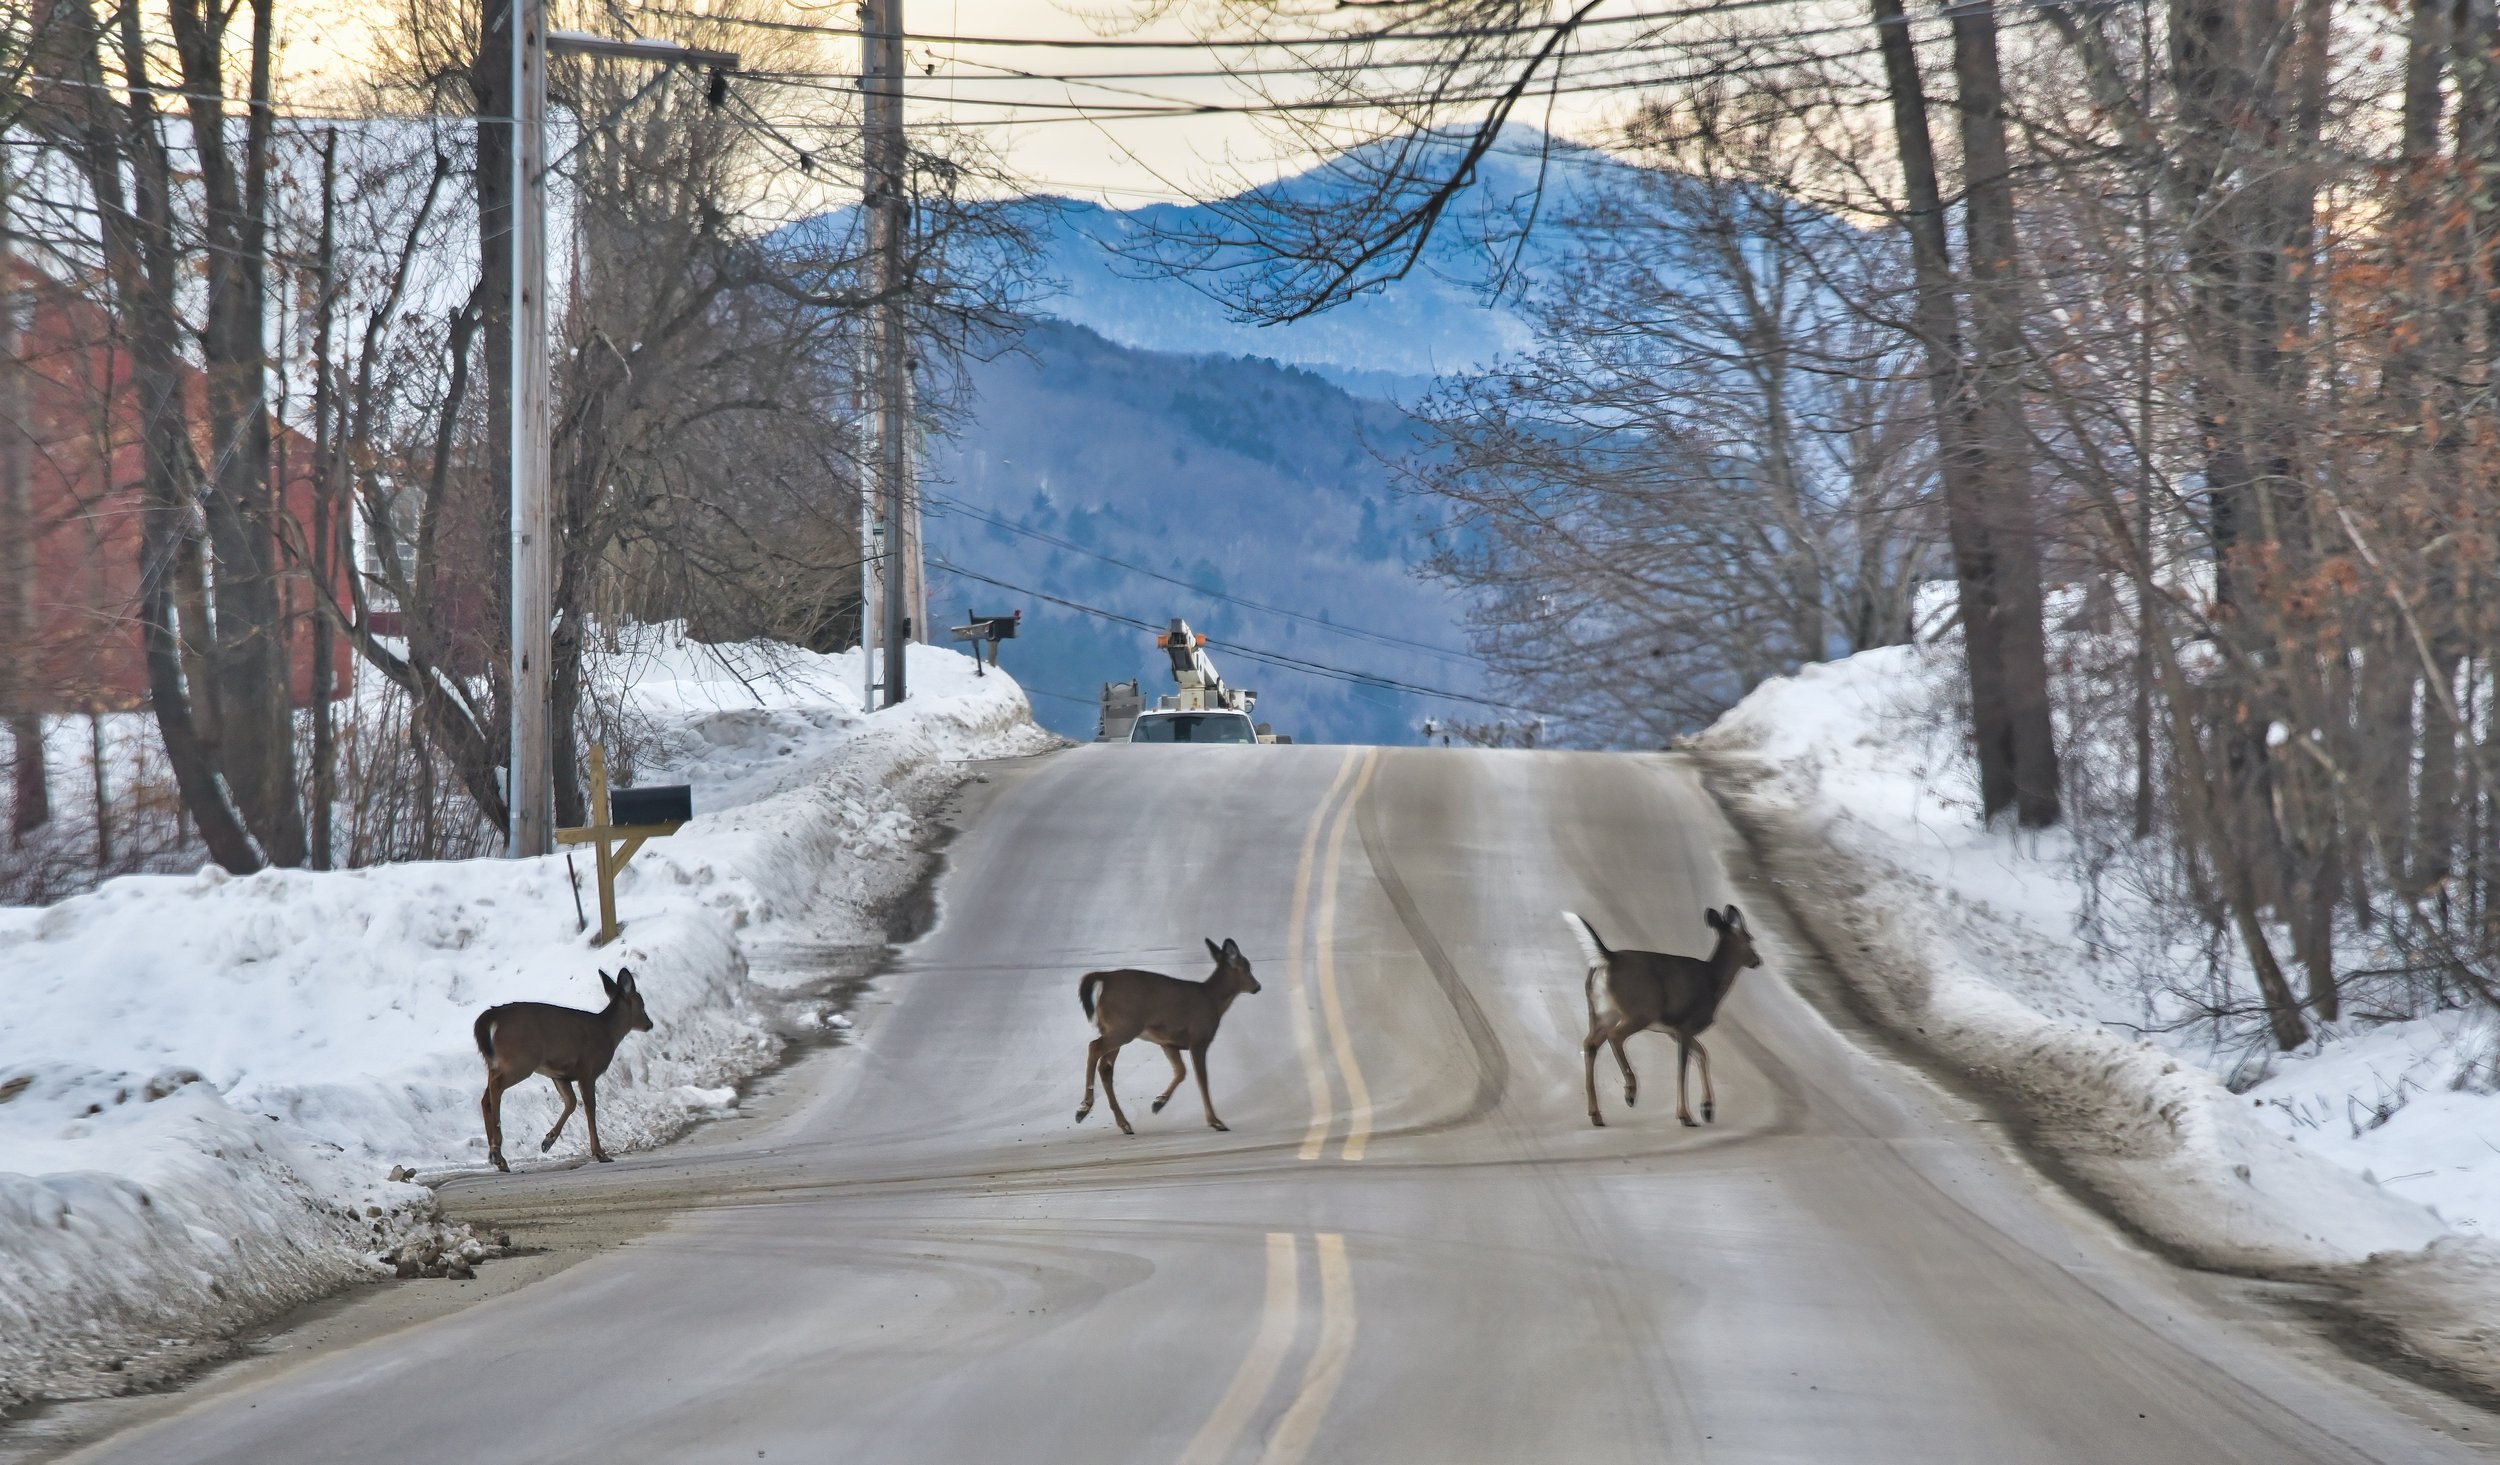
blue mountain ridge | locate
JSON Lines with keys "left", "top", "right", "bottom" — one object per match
{"left": 914, "top": 131, "right": 1631, "bottom": 742}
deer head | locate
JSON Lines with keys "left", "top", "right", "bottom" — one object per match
{"left": 1204, "top": 937, "right": 1260, "bottom": 994}
{"left": 1703, "top": 906, "right": 1762, "bottom": 970}
{"left": 600, "top": 968, "right": 656, "bottom": 1032}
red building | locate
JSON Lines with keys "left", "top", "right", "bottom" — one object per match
{"left": 13, "top": 271, "right": 351, "bottom": 714}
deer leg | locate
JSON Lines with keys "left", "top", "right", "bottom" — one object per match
{"left": 1675, "top": 1040, "right": 1697, "bottom": 1127}
{"left": 1608, "top": 1026, "right": 1638, "bottom": 1108}
{"left": 1692, "top": 1038, "right": 1715, "bottom": 1123}
{"left": 1582, "top": 1028, "right": 1606, "bottom": 1127}
{"left": 1076, "top": 1036, "right": 1104, "bottom": 1122}
{"left": 482, "top": 1074, "right": 511, "bottom": 1173}
{"left": 1098, "top": 1047, "right": 1134, "bottom": 1135}
{"left": 582, "top": 1077, "right": 613, "bottom": 1162}
{"left": 1190, "top": 1044, "right": 1227, "bottom": 1132}
{"left": 1151, "top": 1044, "right": 1188, "bottom": 1114}
{"left": 540, "top": 1078, "right": 579, "bottom": 1153}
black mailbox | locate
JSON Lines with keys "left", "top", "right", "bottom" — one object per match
{"left": 610, "top": 784, "right": 692, "bottom": 826}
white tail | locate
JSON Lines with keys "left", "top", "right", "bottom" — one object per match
{"left": 1560, "top": 911, "right": 1608, "bottom": 975}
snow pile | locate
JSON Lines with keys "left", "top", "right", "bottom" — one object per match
{"left": 0, "top": 637, "right": 1052, "bottom": 1411}
{"left": 1694, "top": 644, "right": 2457, "bottom": 1265}
{"left": 1694, "top": 631, "right": 2500, "bottom": 1388}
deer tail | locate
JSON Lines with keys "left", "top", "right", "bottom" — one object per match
{"left": 1078, "top": 972, "right": 1105, "bottom": 1021}
{"left": 1561, "top": 911, "right": 1609, "bottom": 972}
{"left": 473, "top": 1009, "right": 498, "bottom": 1062}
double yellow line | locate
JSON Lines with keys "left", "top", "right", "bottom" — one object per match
{"left": 1284, "top": 747, "right": 1381, "bottom": 1162}
{"left": 1175, "top": 1232, "right": 1358, "bottom": 1465}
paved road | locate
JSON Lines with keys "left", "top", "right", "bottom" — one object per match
{"left": 65, "top": 746, "right": 2496, "bottom": 1463}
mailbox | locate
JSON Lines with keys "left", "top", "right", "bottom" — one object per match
{"left": 610, "top": 784, "right": 692, "bottom": 826}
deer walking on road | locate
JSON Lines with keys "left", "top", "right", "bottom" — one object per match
{"left": 475, "top": 969, "right": 654, "bottom": 1172}
{"left": 1075, "top": 938, "right": 1260, "bottom": 1134}
{"left": 1567, "top": 907, "right": 1760, "bottom": 1128}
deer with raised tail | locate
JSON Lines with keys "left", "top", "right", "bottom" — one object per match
{"left": 1567, "top": 907, "right": 1760, "bottom": 1128}
{"left": 1075, "top": 938, "right": 1259, "bottom": 1135}
{"left": 474, "top": 968, "right": 654, "bottom": 1172}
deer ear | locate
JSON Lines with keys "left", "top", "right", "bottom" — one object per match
{"left": 1222, "top": 938, "right": 1241, "bottom": 959}
{"left": 617, "top": 969, "right": 636, "bottom": 993}
{"left": 1705, "top": 908, "right": 1725, "bottom": 931}
{"left": 1206, "top": 937, "right": 1225, "bottom": 962}
{"left": 600, "top": 970, "right": 619, "bottom": 998}
{"left": 1724, "top": 904, "right": 1744, "bottom": 928}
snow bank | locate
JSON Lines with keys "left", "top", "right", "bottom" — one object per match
{"left": 1693, "top": 631, "right": 2500, "bottom": 1390}
{"left": 0, "top": 637, "right": 1053, "bottom": 1412}
{"left": 1693, "top": 644, "right": 2458, "bottom": 1265}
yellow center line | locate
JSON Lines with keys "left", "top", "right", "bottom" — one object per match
{"left": 1253, "top": 1232, "right": 1357, "bottom": 1465}
{"left": 1288, "top": 748, "right": 1361, "bottom": 1161}
{"left": 1314, "top": 749, "right": 1381, "bottom": 1162}
{"left": 1176, "top": 1233, "right": 1302, "bottom": 1465}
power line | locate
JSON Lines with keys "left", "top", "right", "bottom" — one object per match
{"left": 929, "top": 556, "right": 1555, "bottom": 716}
{"left": 643, "top": 3, "right": 1818, "bottom": 53}
{"left": 926, "top": 488, "right": 1477, "bottom": 663}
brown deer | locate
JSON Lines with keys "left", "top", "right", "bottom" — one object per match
{"left": 1075, "top": 938, "right": 1260, "bottom": 1135}
{"left": 474, "top": 968, "right": 654, "bottom": 1172}
{"left": 1567, "top": 907, "right": 1760, "bottom": 1129}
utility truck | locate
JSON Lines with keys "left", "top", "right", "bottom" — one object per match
{"left": 1098, "top": 618, "right": 1290, "bottom": 744}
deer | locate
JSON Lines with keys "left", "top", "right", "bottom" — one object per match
{"left": 1074, "top": 938, "right": 1260, "bottom": 1135}
{"left": 474, "top": 968, "right": 654, "bottom": 1173}
{"left": 1566, "top": 906, "right": 1760, "bottom": 1129}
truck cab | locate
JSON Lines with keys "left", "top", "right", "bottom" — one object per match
{"left": 1127, "top": 709, "right": 1260, "bottom": 744}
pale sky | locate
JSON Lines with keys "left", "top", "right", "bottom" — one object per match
{"left": 276, "top": 0, "right": 1646, "bottom": 208}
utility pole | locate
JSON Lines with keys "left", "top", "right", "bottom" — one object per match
{"left": 507, "top": 0, "right": 552, "bottom": 858}
{"left": 862, "top": 0, "right": 917, "bottom": 707}
{"left": 503, "top": 6, "right": 734, "bottom": 858}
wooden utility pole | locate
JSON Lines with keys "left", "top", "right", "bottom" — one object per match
{"left": 508, "top": 0, "right": 553, "bottom": 858}
{"left": 863, "top": 0, "right": 916, "bottom": 706}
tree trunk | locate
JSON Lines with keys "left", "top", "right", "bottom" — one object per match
{"left": 310, "top": 130, "right": 340, "bottom": 871}
{"left": 1869, "top": 0, "right": 2022, "bottom": 823}
{"left": 1949, "top": 0, "right": 2062, "bottom": 827}
{"left": 1, "top": 150, "right": 50, "bottom": 842}
{"left": 37, "top": 0, "right": 261, "bottom": 871}
{"left": 170, "top": 0, "right": 306, "bottom": 867}
{"left": 474, "top": 0, "right": 516, "bottom": 712}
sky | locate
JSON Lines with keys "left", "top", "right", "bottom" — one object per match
{"left": 275, "top": 0, "right": 1652, "bottom": 208}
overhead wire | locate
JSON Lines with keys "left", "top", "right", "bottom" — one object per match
{"left": 926, "top": 488, "right": 1477, "bottom": 663}
{"left": 929, "top": 558, "right": 1555, "bottom": 716}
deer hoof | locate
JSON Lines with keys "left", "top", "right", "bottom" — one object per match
{"left": 592, "top": 1150, "right": 615, "bottom": 1163}
{"left": 539, "top": 1137, "right": 557, "bottom": 1153}
{"left": 1624, "top": 1089, "right": 1637, "bottom": 1106}
{"left": 1209, "top": 1120, "right": 1229, "bottom": 1132}
{"left": 1678, "top": 1115, "right": 1698, "bottom": 1128}
{"left": 1117, "top": 1123, "right": 1135, "bottom": 1136}
{"left": 491, "top": 1153, "right": 510, "bottom": 1173}
{"left": 1588, "top": 1114, "right": 1605, "bottom": 1128}
{"left": 1074, "top": 1106, "right": 1090, "bottom": 1123}
{"left": 1703, "top": 1102, "right": 1715, "bottom": 1123}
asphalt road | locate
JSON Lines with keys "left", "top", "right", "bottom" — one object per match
{"left": 62, "top": 745, "right": 2498, "bottom": 1463}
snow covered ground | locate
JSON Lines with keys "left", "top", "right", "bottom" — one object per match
{"left": 0, "top": 635, "right": 1054, "bottom": 1413}
{"left": 1692, "top": 627, "right": 2500, "bottom": 1389}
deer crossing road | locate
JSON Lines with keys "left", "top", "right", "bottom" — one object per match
{"left": 63, "top": 747, "right": 2494, "bottom": 1464}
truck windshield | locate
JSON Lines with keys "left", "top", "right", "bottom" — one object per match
{"left": 1131, "top": 714, "right": 1256, "bottom": 744}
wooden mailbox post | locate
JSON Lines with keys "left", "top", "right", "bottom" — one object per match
{"left": 555, "top": 744, "right": 689, "bottom": 945}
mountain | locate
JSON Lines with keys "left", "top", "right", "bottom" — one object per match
{"left": 906, "top": 132, "right": 1628, "bottom": 742}
{"left": 924, "top": 319, "right": 1481, "bottom": 745}
{"left": 1009, "top": 131, "right": 1606, "bottom": 399}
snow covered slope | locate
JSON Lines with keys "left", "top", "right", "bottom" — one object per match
{"left": 0, "top": 636, "right": 1052, "bottom": 1412}
{"left": 1692, "top": 624, "right": 2500, "bottom": 1390}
